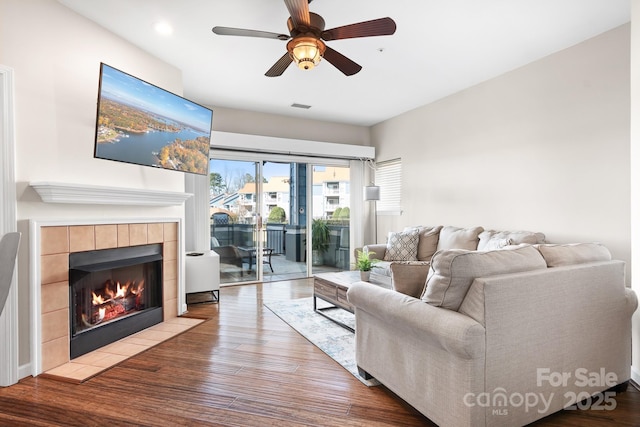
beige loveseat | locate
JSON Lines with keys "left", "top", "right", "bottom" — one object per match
{"left": 347, "top": 243, "right": 637, "bottom": 426}
{"left": 362, "top": 225, "right": 546, "bottom": 297}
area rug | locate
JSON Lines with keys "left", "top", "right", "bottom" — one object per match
{"left": 264, "top": 297, "right": 380, "bottom": 387}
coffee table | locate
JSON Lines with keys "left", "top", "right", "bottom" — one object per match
{"left": 313, "top": 270, "right": 391, "bottom": 332}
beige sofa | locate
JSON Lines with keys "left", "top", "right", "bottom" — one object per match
{"left": 362, "top": 225, "right": 546, "bottom": 297}
{"left": 347, "top": 242, "right": 637, "bottom": 426}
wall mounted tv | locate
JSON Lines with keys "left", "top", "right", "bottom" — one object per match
{"left": 94, "top": 63, "right": 212, "bottom": 175}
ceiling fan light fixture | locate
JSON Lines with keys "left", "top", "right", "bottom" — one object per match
{"left": 287, "top": 36, "right": 326, "bottom": 71}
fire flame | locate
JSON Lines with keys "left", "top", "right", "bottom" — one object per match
{"left": 83, "top": 278, "right": 146, "bottom": 328}
{"left": 92, "top": 291, "right": 105, "bottom": 306}
{"left": 115, "top": 281, "right": 128, "bottom": 298}
{"left": 133, "top": 279, "right": 144, "bottom": 295}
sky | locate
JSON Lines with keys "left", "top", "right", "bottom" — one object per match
{"left": 209, "top": 159, "right": 290, "bottom": 181}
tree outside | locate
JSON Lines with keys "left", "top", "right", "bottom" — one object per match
{"left": 210, "top": 172, "right": 225, "bottom": 194}
{"left": 267, "top": 206, "right": 287, "bottom": 223}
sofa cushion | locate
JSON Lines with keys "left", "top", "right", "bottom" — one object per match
{"left": 535, "top": 243, "right": 611, "bottom": 267}
{"left": 436, "top": 226, "right": 484, "bottom": 251}
{"left": 389, "top": 261, "right": 431, "bottom": 298}
{"left": 421, "top": 245, "right": 547, "bottom": 311}
{"left": 404, "top": 225, "right": 443, "bottom": 261}
{"left": 477, "top": 230, "right": 546, "bottom": 251}
{"left": 372, "top": 260, "right": 392, "bottom": 277}
{"left": 384, "top": 229, "right": 420, "bottom": 261}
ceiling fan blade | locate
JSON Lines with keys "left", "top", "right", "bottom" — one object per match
{"left": 212, "top": 26, "right": 290, "bottom": 40}
{"left": 322, "top": 17, "right": 396, "bottom": 41}
{"left": 265, "top": 52, "right": 293, "bottom": 77}
{"left": 323, "top": 46, "right": 362, "bottom": 76}
{"left": 284, "top": 0, "right": 311, "bottom": 28}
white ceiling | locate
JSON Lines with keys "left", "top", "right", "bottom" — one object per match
{"left": 58, "top": 0, "right": 629, "bottom": 127}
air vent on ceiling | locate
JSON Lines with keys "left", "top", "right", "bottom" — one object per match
{"left": 291, "top": 103, "right": 312, "bottom": 109}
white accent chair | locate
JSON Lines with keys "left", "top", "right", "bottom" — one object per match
{"left": 0, "top": 232, "right": 21, "bottom": 315}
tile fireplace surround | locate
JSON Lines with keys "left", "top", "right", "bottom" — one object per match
{"left": 33, "top": 220, "right": 193, "bottom": 381}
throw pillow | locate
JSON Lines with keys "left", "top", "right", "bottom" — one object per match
{"left": 436, "top": 226, "right": 484, "bottom": 251}
{"left": 383, "top": 229, "right": 420, "bottom": 261}
{"left": 535, "top": 243, "right": 611, "bottom": 267}
{"left": 482, "top": 238, "right": 512, "bottom": 251}
{"left": 389, "top": 261, "right": 431, "bottom": 298}
{"left": 404, "top": 225, "right": 442, "bottom": 261}
{"left": 421, "top": 245, "right": 547, "bottom": 311}
{"left": 477, "top": 230, "right": 546, "bottom": 251}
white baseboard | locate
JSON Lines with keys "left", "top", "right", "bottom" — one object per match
{"left": 18, "top": 363, "right": 31, "bottom": 380}
{"left": 631, "top": 364, "right": 640, "bottom": 386}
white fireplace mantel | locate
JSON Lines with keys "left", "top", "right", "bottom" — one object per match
{"left": 30, "top": 181, "right": 192, "bottom": 206}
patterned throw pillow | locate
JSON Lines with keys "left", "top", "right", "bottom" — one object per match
{"left": 384, "top": 229, "right": 420, "bottom": 261}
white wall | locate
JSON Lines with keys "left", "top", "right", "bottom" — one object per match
{"left": 372, "top": 24, "right": 630, "bottom": 270}
{"left": 630, "top": 0, "right": 640, "bottom": 383}
{"left": 212, "top": 106, "right": 370, "bottom": 146}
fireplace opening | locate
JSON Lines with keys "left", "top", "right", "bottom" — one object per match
{"left": 69, "top": 244, "right": 163, "bottom": 359}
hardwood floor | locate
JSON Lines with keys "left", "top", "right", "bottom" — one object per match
{"left": 1, "top": 278, "right": 638, "bottom": 426}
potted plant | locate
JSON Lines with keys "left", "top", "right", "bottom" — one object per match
{"left": 355, "top": 249, "right": 378, "bottom": 281}
{"left": 311, "top": 218, "right": 330, "bottom": 266}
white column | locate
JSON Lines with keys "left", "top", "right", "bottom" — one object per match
{"left": 185, "top": 173, "right": 210, "bottom": 252}
{"left": 0, "top": 65, "right": 19, "bottom": 386}
{"left": 629, "top": 0, "right": 640, "bottom": 385}
{"left": 349, "top": 159, "right": 366, "bottom": 252}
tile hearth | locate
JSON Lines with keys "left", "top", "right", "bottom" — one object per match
{"left": 42, "top": 317, "right": 204, "bottom": 383}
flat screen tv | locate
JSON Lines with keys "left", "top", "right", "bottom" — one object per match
{"left": 94, "top": 63, "right": 212, "bottom": 175}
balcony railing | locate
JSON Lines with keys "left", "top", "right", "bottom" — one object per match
{"left": 210, "top": 221, "right": 350, "bottom": 268}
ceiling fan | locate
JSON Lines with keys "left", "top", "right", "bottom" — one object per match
{"left": 212, "top": 0, "right": 396, "bottom": 77}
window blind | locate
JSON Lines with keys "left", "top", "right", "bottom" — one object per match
{"left": 375, "top": 159, "right": 402, "bottom": 215}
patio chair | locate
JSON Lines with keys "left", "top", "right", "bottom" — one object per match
{"left": 211, "top": 242, "right": 245, "bottom": 276}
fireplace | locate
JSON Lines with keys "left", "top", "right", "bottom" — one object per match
{"left": 69, "top": 243, "right": 163, "bottom": 359}
{"left": 35, "top": 220, "right": 180, "bottom": 375}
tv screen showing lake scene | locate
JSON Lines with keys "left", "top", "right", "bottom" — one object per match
{"left": 94, "top": 63, "right": 212, "bottom": 175}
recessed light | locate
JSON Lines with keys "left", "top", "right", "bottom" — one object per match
{"left": 154, "top": 21, "right": 174, "bottom": 36}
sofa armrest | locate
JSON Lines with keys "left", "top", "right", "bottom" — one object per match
{"left": 389, "top": 261, "right": 430, "bottom": 298}
{"left": 347, "top": 282, "right": 484, "bottom": 359}
{"left": 362, "top": 243, "right": 387, "bottom": 260}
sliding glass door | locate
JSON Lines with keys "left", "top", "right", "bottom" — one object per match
{"left": 263, "top": 161, "right": 307, "bottom": 282}
{"left": 311, "top": 165, "right": 351, "bottom": 276}
{"left": 209, "top": 157, "right": 352, "bottom": 284}
{"left": 209, "top": 159, "right": 261, "bottom": 284}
